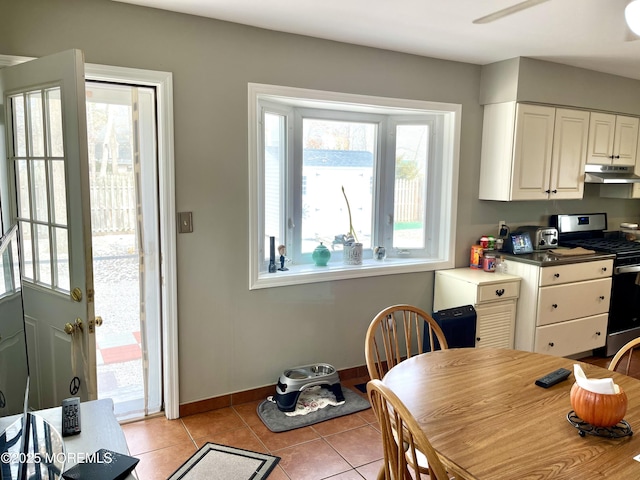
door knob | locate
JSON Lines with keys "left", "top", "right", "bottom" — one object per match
{"left": 95, "top": 316, "right": 103, "bottom": 327}
{"left": 64, "top": 318, "right": 83, "bottom": 335}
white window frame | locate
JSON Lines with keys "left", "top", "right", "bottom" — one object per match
{"left": 248, "top": 83, "right": 461, "bottom": 290}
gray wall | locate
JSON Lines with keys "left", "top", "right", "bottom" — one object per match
{"left": 2, "top": 0, "right": 639, "bottom": 406}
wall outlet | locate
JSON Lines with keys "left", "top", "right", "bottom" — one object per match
{"left": 498, "top": 220, "right": 507, "bottom": 236}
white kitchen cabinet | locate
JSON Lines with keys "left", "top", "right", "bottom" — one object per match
{"left": 479, "top": 102, "right": 589, "bottom": 201}
{"left": 434, "top": 268, "right": 520, "bottom": 349}
{"left": 504, "top": 257, "right": 613, "bottom": 357}
{"left": 550, "top": 108, "right": 591, "bottom": 199}
{"left": 586, "top": 112, "right": 639, "bottom": 166}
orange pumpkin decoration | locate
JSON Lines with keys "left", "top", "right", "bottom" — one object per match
{"left": 570, "top": 382, "right": 628, "bottom": 427}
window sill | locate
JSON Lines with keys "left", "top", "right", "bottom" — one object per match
{"left": 250, "top": 257, "right": 454, "bottom": 290}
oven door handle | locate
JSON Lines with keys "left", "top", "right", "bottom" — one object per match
{"left": 614, "top": 265, "right": 640, "bottom": 275}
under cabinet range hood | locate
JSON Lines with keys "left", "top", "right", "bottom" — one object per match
{"left": 584, "top": 165, "right": 640, "bottom": 184}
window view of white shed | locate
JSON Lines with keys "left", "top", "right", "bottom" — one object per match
{"left": 249, "top": 84, "right": 461, "bottom": 289}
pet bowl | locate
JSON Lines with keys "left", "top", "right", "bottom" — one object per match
{"left": 275, "top": 363, "right": 344, "bottom": 412}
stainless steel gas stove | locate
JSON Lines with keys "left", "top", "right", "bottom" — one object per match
{"left": 551, "top": 213, "right": 640, "bottom": 356}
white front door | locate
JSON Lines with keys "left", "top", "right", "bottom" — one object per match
{"left": 1, "top": 49, "right": 96, "bottom": 409}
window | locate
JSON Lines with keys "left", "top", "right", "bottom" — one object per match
{"left": 9, "top": 87, "right": 70, "bottom": 292}
{"left": 249, "top": 84, "right": 461, "bottom": 289}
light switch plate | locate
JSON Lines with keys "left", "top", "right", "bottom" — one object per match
{"left": 178, "top": 212, "right": 193, "bottom": 233}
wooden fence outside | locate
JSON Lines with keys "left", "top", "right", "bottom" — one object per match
{"left": 89, "top": 172, "right": 136, "bottom": 234}
{"left": 394, "top": 177, "right": 424, "bottom": 224}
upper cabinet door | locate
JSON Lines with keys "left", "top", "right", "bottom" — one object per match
{"left": 613, "top": 115, "right": 639, "bottom": 166}
{"left": 587, "top": 112, "right": 639, "bottom": 166}
{"left": 510, "top": 104, "right": 555, "bottom": 201}
{"left": 549, "top": 109, "right": 590, "bottom": 200}
{"left": 586, "top": 112, "right": 615, "bottom": 165}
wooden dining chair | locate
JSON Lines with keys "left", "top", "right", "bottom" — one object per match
{"left": 367, "top": 379, "right": 450, "bottom": 480}
{"left": 608, "top": 336, "right": 640, "bottom": 377}
{"left": 365, "top": 304, "right": 449, "bottom": 381}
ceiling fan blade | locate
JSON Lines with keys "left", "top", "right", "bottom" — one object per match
{"left": 473, "top": 0, "right": 551, "bottom": 24}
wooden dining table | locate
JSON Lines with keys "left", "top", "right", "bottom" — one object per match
{"left": 381, "top": 347, "right": 640, "bottom": 480}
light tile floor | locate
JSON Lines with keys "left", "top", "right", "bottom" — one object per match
{"left": 121, "top": 376, "right": 384, "bottom": 480}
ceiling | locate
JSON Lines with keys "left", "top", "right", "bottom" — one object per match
{"left": 112, "top": 0, "right": 640, "bottom": 80}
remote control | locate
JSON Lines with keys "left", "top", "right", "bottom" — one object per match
{"left": 535, "top": 368, "right": 571, "bottom": 388}
{"left": 61, "top": 397, "right": 81, "bottom": 436}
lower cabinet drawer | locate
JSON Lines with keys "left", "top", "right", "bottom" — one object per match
{"left": 534, "top": 314, "right": 608, "bottom": 357}
{"left": 537, "top": 278, "right": 612, "bottom": 326}
{"left": 477, "top": 281, "right": 519, "bottom": 303}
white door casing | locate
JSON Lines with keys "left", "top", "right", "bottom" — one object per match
{"left": 1, "top": 49, "right": 96, "bottom": 409}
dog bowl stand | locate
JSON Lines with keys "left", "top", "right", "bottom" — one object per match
{"left": 275, "top": 363, "right": 344, "bottom": 412}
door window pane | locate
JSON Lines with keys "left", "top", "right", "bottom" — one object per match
{"left": 27, "top": 91, "right": 44, "bottom": 157}
{"left": 35, "top": 223, "right": 51, "bottom": 287}
{"left": 11, "top": 95, "right": 27, "bottom": 157}
{"left": 16, "top": 160, "right": 30, "bottom": 218}
{"left": 32, "top": 160, "right": 48, "bottom": 222}
{"left": 54, "top": 226, "right": 69, "bottom": 291}
{"left": 19, "top": 221, "right": 33, "bottom": 281}
{"left": 51, "top": 160, "right": 67, "bottom": 226}
{"left": 301, "top": 119, "right": 375, "bottom": 253}
{"left": 393, "top": 125, "right": 429, "bottom": 249}
{"left": 46, "top": 88, "right": 64, "bottom": 157}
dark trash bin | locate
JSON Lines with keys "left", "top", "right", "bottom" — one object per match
{"left": 423, "top": 304, "right": 477, "bottom": 351}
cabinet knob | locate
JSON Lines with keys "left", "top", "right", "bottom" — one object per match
{"left": 545, "top": 189, "right": 551, "bottom": 194}
{"left": 554, "top": 273, "right": 560, "bottom": 278}
{"left": 596, "top": 331, "right": 601, "bottom": 336}
{"left": 476, "top": 337, "right": 481, "bottom": 342}
{"left": 495, "top": 288, "right": 505, "bottom": 297}
{"left": 552, "top": 303, "right": 558, "bottom": 309}
{"left": 599, "top": 295, "right": 605, "bottom": 300}
{"left": 614, "top": 155, "right": 620, "bottom": 159}
{"left": 551, "top": 189, "right": 557, "bottom": 194}
{"left": 602, "top": 267, "right": 607, "bottom": 272}
{"left": 549, "top": 342, "right": 554, "bottom": 347}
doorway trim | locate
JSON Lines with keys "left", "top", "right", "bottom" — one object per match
{"left": 0, "top": 55, "right": 179, "bottom": 420}
{"left": 86, "top": 63, "right": 178, "bottom": 420}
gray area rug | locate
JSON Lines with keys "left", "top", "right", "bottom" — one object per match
{"left": 167, "top": 442, "right": 280, "bottom": 480}
{"left": 257, "top": 387, "right": 371, "bottom": 433}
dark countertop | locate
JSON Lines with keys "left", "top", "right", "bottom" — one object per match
{"left": 497, "top": 250, "right": 616, "bottom": 267}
